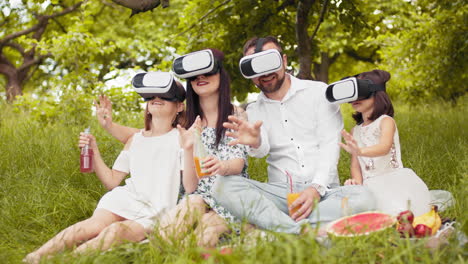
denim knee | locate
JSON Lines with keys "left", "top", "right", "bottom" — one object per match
{"left": 354, "top": 186, "right": 377, "bottom": 212}
{"left": 212, "top": 176, "right": 247, "bottom": 204}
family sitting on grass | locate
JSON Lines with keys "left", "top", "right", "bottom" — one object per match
{"left": 25, "top": 36, "right": 433, "bottom": 263}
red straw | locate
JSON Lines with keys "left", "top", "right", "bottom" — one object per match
{"left": 285, "top": 170, "right": 293, "bottom": 193}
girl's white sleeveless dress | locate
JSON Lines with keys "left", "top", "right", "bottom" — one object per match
{"left": 353, "top": 115, "right": 430, "bottom": 217}
{"left": 96, "top": 128, "right": 182, "bottom": 229}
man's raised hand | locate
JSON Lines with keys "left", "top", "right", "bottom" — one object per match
{"left": 223, "top": 115, "right": 262, "bottom": 148}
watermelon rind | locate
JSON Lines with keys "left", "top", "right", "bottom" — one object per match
{"left": 326, "top": 211, "right": 396, "bottom": 237}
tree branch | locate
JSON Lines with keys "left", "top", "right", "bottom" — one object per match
{"left": 256, "top": 0, "right": 296, "bottom": 28}
{"left": 45, "top": 1, "right": 85, "bottom": 19}
{"left": 18, "top": 54, "right": 49, "bottom": 71}
{"left": 111, "top": 0, "right": 161, "bottom": 15}
{"left": 309, "top": 0, "right": 329, "bottom": 42}
{"left": 4, "top": 42, "right": 25, "bottom": 55}
{"left": 173, "top": 0, "right": 231, "bottom": 38}
{"left": 0, "top": 1, "right": 84, "bottom": 45}
{"left": 345, "top": 49, "right": 378, "bottom": 64}
{"left": 51, "top": 17, "right": 68, "bottom": 33}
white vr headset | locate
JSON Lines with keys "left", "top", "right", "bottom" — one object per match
{"left": 325, "top": 76, "right": 386, "bottom": 104}
{"left": 239, "top": 37, "right": 283, "bottom": 79}
{"left": 132, "top": 72, "right": 185, "bottom": 102}
{"left": 239, "top": 49, "right": 283, "bottom": 79}
{"left": 172, "top": 49, "right": 220, "bottom": 80}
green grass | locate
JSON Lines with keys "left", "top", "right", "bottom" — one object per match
{"left": 0, "top": 98, "right": 467, "bottom": 263}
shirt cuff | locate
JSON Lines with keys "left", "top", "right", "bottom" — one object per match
{"left": 247, "top": 137, "right": 268, "bottom": 158}
{"left": 310, "top": 183, "right": 327, "bottom": 197}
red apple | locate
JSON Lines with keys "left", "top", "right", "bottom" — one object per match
{"left": 414, "top": 224, "right": 432, "bottom": 238}
{"left": 397, "top": 222, "right": 415, "bottom": 237}
{"left": 397, "top": 210, "right": 414, "bottom": 224}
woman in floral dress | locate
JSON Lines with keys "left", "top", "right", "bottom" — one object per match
{"left": 157, "top": 48, "right": 248, "bottom": 247}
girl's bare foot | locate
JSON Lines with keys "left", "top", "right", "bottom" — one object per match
{"left": 23, "top": 252, "right": 41, "bottom": 264}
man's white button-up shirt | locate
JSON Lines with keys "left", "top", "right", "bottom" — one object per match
{"left": 246, "top": 75, "right": 343, "bottom": 190}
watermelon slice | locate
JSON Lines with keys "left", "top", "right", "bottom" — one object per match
{"left": 326, "top": 212, "right": 396, "bottom": 237}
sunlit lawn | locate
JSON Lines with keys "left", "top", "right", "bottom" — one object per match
{"left": 0, "top": 97, "right": 466, "bottom": 263}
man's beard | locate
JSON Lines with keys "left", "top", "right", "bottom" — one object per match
{"left": 257, "top": 73, "right": 285, "bottom": 94}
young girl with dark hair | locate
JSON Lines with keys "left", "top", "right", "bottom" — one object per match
{"left": 340, "top": 69, "right": 431, "bottom": 217}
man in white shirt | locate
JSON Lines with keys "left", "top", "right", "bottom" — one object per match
{"left": 213, "top": 36, "right": 376, "bottom": 233}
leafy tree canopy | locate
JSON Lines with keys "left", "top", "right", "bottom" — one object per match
{"left": 0, "top": 0, "right": 465, "bottom": 106}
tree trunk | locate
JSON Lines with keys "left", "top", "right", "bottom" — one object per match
{"left": 6, "top": 74, "right": 23, "bottom": 101}
{"left": 313, "top": 52, "right": 330, "bottom": 83}
{"left": 295, "top": 0, "right": 315, "bottom": 80}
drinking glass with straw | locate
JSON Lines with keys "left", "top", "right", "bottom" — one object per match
{"left": 286, "top": 170, "right": 303, "bottom": 217}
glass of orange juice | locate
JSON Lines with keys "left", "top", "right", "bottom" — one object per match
{"left": 286, "top": 173, "right": 306, "bottom": 217}
{"left": 193, "top": 129, "right": 210, "bottom": 178}
{"left": 194, "top": 156, "right": 210, "bottom": 178}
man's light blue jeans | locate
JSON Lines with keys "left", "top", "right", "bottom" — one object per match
{"left": 213, "top": 176, "right": 376, "bottom": 234}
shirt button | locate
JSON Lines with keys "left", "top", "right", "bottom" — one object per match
{"left": 302, "top": 165, "right": 305, "bottom": 168}
{"left": 297, "top": 146, "right": 300, "bottom": 149}
{"left": 290, "top": 138, "right": 293, "bottom": 141}
{"left": 285, "top": 120, "right": 288, "bottom": 122}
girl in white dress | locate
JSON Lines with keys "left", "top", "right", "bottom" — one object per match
{"left": 339, "top": 69, "right": 431, "bottom": 217}
{"left": 24, "top": 82, "right": 186, "bottom": 263}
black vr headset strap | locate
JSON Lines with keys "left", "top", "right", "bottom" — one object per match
{"left": 347, "top": 74, "right": 386, "bottom": 93}
{"left": 255, "top": 38, "right": 266, "bottom": 53}
{"left": 369, "top": 83, "right": 386, "bottom": 93}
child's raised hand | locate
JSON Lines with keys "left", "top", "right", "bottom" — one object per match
{"left": 95, "top": 95, "right": 113, "bottom": 129}
{"left": 78, "top": 133, "right": 97, "bottom": 150}
{"left": 177, "top": 116, "right": 202, "bottom": 150}
{"left": 339, "top": 129, "right": 362, "bottom": 156}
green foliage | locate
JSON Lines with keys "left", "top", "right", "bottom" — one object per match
{"left": 0, "top": 99, "right": 466, "bottom": 263}
{"left": 379, "top": 0, "right": 468, "bottom": 103}
{"left": 11, "top": 91, "right": 94, "bottom": 126}
{"left": 2, "top": 0, "right": 466, "bottom": 103}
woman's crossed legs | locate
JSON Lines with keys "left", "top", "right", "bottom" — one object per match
{"left": 24, "top": 209, "right": 146, "bottom": 263}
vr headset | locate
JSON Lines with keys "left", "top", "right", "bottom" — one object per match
{"left": 325, "top": 76, "right": 386, "bottom": 104}
{"left": 172, "top": 49, "right": 220, "bottom": 80}
{"left": 239, "top": 38, "right": 283, "bottom": 79}
{"left": 132, "top": 72, "right": 185, "bottom": 102}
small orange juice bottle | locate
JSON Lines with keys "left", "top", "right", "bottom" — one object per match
{"left": 193, "top": 129, "right": 210, "bottom": 178}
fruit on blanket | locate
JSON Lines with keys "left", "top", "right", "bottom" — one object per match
{"left": 412, "top": 206, "right": 441, "bottom": 235}
{"left": 396, "top": 209, "right": 415, "bottom": 237}
{"left": 326, "top": 212, "right": 396, "bottom": 237}
{"left": 414, "top": 224, "right": 432, "bottom": 238}
{"left": 397, "top": 210, "right": 414, "bottom": 224}
{"left": 397, "top": 222, "right": 415, "bottom": 237}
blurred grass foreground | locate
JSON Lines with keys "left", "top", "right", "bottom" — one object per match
{"left": 0, "top": 97, "right": 467, "bottom": 264}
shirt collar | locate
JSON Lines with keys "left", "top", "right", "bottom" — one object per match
{"left": 256, "top": 74, "right": 307, "bottom": 103}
